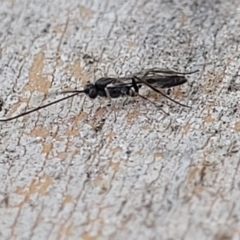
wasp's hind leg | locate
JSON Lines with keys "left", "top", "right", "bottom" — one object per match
{"left": 131, "top": 77, "right": 169, "bottom": 115}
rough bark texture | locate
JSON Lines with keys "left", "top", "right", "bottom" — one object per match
{"left": 1, "top": 0, "right": 240, "bottom": 239}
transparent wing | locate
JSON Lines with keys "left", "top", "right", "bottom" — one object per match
{"left": 133, "top": 68, "right": 198, "bottom": 77}
{"left": 117, "top": 68, "right": 198, "bottom": 89}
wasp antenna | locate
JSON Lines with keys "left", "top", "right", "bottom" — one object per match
{"left": 0, "top": 93, "right": 79, "bottom": 122}
{"left": 59, "top": 90, "right": 86, "bottom": 94}
{"left": 183, "top": 69, "right": 199, "bottom": 75}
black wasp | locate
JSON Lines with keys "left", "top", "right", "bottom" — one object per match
{"left": 0, "top": 68, "right": 198, "bottom": 122}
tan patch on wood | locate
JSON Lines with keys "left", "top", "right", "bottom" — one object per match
{"left": 110, "top": 161, "right": 120, "bottom": 172}
{"left": 146, "top": 91, "right": 160, "bottom": 99}
{"left": 181, "top": 13, "right": 188, "bottom": 24}
{"left": 119, "top": 214, "right": 133, "bottom": 229}
{"left": 30, "top": 125, "right": 49, "bottom": 138}
{"left": 154, "top": 152, "right": 163, "bottom": 159}
{"left": 42, "top": 143, "right": 53, "bottom": 156}
{"left": 38, "top": 175, "right": 53, "bottom": 195}
{"left": 72, "top": 60, "right": 91, "bottom": 85}
{"left": 234, "top": 122, "right": 240, "bottom": 131}
{"left": 106, "top": 131, "right": 115, "bottom": 140}
{"left": 15, "top": 186, "right": 26, "bottom": 195}
{"left": 182, "top": 123, "right": 190, "bottom": 135}
{"left": 141, "top": 124, "right": 149, "bottom": 130}
{"left": 81, "top": 233, "right": 98, "bottom": 240}
{"left": 78, "top": 5, "right": 94, "bottom": 19}
{"left": 202, "top": 72, "right": 225, "bottom": 94}
{"left": 128, "top": 41, "right": 136, "bottom": 48}
{"left": 94, "top": 107, "right": 107, "bottom": 119}
{"left": 127, "top": 110, "right": 140, "bottom": 122}
{"left": 66, "top": 112, "right": 88, "bottom": 136}
{"left": 30, "top": 126, "right": 54, "bottom": 156}
{"left": 24, "top": 51, "right": 51, "bottom": 94}
{"left": 53, "top": 25, "right": 65, "bottom": 33}
{"left": 187, "top": 167, "right": 199, "bottom": 182}
{"left": 63, "top": 195, "right": 73, "bottom": 205}
{"left": 111, "top": 146, "right": 122, "bottom": 153}
{"left": 136, "top": 150, "right": 142, "bottom": 156}
{"left": 14, "top": 175, "right": 52, "bottom": 207}
{"left": 204, "top": 113, "right": 214, "bottom": 123}
{"left": 172, "top": 87, "right": 185, "bottom": 99}
{"left": 57, "top": 224, "right": 73, "bottom": 240}
{"left": 94, "top": 174, "right": 103, "bottom": 187}
{"left": 57, "top": 152, "right": 68, "bottom": 159}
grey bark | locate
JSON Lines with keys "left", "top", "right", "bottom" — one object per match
{"left": 0, "top": 0, "right": 240, "bottom": 239}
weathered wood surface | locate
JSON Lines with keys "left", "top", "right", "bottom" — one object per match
{"left": 1, "top": 0, "right": 240, "bottom": 239}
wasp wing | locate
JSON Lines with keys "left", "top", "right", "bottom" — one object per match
{"left": 120, "top": 68, "right": 198, "bottom": 89}
{"left": 134, "top": 68, "right": 198, "bottom": 76}
{"left": 97, "top": 68, "right": 198, "bottom": 89}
